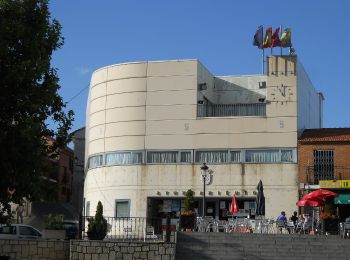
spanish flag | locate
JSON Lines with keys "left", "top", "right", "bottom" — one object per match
{"left": 280, "top": 28, "right": 292, "bottom": 47}
{"left": 262, "top": 27, "right": 272, "bottom": 48}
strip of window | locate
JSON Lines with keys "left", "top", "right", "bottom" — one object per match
{"left": 87, "top": 148, "right": 295, "bottom": 168}
{"left": 146, "top": 150, "right": 193, "bottom": 164}
{"left": 105, "top": 151, "right": 143, "bottom": 166}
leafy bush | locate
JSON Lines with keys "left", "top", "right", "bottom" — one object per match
{"left": 87, "top": 201, "right": 107, "bottom": 240}
{"left": 44, "top": 214, "right": 64, "bottom": 230}
{"left": 183, "top": 189, "right": 194, "bottom": 215}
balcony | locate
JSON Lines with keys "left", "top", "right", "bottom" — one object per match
{"left": 197, "top": 103, "right": 266, "bottom": 117}
{"left": 306, "top": 166, "right": 350, "bottom": 185}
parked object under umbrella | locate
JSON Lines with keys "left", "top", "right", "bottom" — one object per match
{"left": 296, "top": 197, "right": 326, "bottom": 232}
{"left": 255, "top": 180, "right": 265, "bottom": 217}
{"left": 299, "top": 189, "right": 338, "bottom": 233}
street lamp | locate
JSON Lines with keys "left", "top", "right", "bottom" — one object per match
{"left": 200, "top": 162, "right": 210, "bottom": 217}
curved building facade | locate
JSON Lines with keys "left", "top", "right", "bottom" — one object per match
{"left": 84, "top": 57, "right": 323, "bottom": 220}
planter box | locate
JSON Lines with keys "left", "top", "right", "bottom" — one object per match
{"left": 180, "top": 215, "right": 195, "bottom": 230}
{"left": 321, "top": 218, "right": 339, "bottom": 235}
{"left": 43, "top": 229, "right": 66, "bottom": 239}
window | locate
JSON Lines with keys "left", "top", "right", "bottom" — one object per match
{"left": 147, "top": 151, "right": 178, "bottom": 164}
{"left": 0, "top": 226, "right": 16, "bottom": 235}
{"left": 313, "top": 150, "right": 334, "bottom": 183}
{"left": 106, "top": 151, "right": 143, "bottom": 165}
{"left": 281, "top": 150, "right": 293, "bottom": 162}
{"left": 115, "top": 200, "right": 130, "bottom": 218}
{"left": 180, "top": 151, "right": 192, "bottom": 163}
{"left": 195, "top": 150, "right": 228, "bottom": 163}
{"left": 88, "top": 154, "right": 103, "bottom": 169}
{"left": 245, "top": 150, "right": 280, "bottom": 163}
{"left": 230, "top": 151, "right": 241, "bottom": 163}
{"left": 19, "top": 226, "right": 37, "bottom": 236}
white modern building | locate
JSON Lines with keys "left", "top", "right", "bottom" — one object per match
{"left": 84, "top": 56, "right": 323, "bottom": 222}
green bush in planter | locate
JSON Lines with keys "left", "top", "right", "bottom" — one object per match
{"left": 87, "top": 201, "right": 107, "bottom": 240}
{"left": 180, "top": 189, "right": 196, "bottom": 230}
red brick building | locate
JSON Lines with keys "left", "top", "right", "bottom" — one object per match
{"left": 56, "top": 147, "right": 74, "bottom": 202}
{"left": 298, "top": 128, "right": 350, "bottom": 220}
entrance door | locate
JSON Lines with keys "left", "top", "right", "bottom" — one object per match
{"left": 205, "top": 201, "right": 216, "bottom": 218}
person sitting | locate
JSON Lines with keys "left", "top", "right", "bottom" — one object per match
{"left": 290, "top": 211, "right": 298, "bottom": 226}
{"left": 277, "top": 211, "right": 287, "bottom": 222}
{"left": 276, "top": 211, "right": 288, "bottom": 233}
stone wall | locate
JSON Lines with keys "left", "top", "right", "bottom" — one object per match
{"left": 0, "top": 239, "right": 69, "bottom": 260}
{"left": 70, "top": 240, "right": 176, "bottom": 260}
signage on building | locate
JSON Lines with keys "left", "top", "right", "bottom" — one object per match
{"left": 319, "top": 180, "right": 350, "bottom": 189}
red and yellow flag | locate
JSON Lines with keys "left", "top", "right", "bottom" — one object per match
{"left": 262, "top": 27, "right": 272, "bottom": 48}
{"left": 271, "top": 27, "right": 281, "bottom": 47}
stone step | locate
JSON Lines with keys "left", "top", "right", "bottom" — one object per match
{"left": 176, "top": 232, "right": 350, "bottom": 260}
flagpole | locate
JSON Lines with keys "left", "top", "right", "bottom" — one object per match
{"left": 262, "top": 49, "right": 264, "bottom": 74}
{"left": 262, "top": 26, "right": 264, "bottom": 74}
{"left": 280, "top": 24, "right": 283, "bottom": 56}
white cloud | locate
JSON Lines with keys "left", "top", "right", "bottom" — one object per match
{"left": 76, "top": 67, "right": 91, "bottom": 75}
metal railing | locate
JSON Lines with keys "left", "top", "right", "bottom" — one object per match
{"left": 197, "top": 103, "right": 266, "bottom": 117}
{"left": 306, "top": 166, "right": 350, "bottom": 185}
{"left": 82, "top": 216, "right": 162, "bottom": 241}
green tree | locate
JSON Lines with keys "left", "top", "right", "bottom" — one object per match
{"left": 183, "top": 189, "right": 194, "bottom": 213}
{"left": 0, "top": 0, "right": 74, "bottom": 223}
{"left": 87, "top": 201, "right": 107, "bottom": 240}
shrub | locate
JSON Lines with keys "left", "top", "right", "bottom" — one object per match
{"left": 44, "top": 214, "right": 64, "bottom": 230}
{"left": 87, "top": 201, "right": 107, "bottom": 240}
{"left": 183, "top": 189, "right": 194, "bottom": 215}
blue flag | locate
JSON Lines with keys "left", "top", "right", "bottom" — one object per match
{"left": 253, "top": 26, "right": 263, "bottom": 49}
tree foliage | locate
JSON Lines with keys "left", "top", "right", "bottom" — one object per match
{"left": 87, "top": 201, "right": 107, "bottom": 240}
{"left": 0, "top": 0, "right": 74, "bottom": 223}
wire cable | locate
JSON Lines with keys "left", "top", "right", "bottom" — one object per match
{"left": 66, "top": 84, "right": 89, "bottom": 104}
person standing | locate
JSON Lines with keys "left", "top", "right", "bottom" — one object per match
{"left": 16, "top": 204, "right": 24, "bottom": 223}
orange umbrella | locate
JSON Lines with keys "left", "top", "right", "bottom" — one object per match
{"left": 229, "top": 195, "right": 239, "bottom": 213}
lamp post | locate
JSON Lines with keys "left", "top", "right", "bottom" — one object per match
{"left": 200, "top": 162, "right": 209, "bottom": 217}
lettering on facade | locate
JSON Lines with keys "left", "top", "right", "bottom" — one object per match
{"left": 319, "top": 180, "right": 350, "bottom": 189}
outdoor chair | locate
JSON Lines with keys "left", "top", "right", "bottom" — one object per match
{"left": 143, "top": 226, "right": 157, "bottom": 242}
{"left": 342, "top": 222, "right": 350, "bottom": 238}
{"left": 215, "top": 220, "right": 228, "bottom": 232}
{"left": 276, "top": 220, "right": 287, "bottom": 234}
{"left": 302, "top": 219, "right": 313, "bottom": 234}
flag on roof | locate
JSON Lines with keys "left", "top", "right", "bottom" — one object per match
{"left": 262, "top": 27, "right": 272, "bottom": 48}
{"left": 271, "top": 27, "right": 281, "bottom": 47}
{"left": 253, "top": 26, "right": 263, "bottom": 49}
{"left": 280, "top": 28, "right": 292, "bottom": 47}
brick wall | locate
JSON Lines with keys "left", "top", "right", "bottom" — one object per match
{"left": 0, "top": 239, "right": 69, "bottom": 260}
{"left": 298, "top": 142, "right": 350, "bottom": 184}
{"left": 70, "top": 240, "right": 176, "bottom": 260}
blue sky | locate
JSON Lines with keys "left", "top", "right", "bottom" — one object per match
{"left": 50, "top": 0, "right": 350, "bottom": 131}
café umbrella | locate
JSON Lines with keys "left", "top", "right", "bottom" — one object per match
{"left": 230, "top": 195, "right": 239, "bottom": 214}
{"left": 255, "top": 180, "right": 265, "bottom": 216}
{"left": 303, "top": 189, "right": 338, "bottom": 200}
{"left": 296, "top": 198, "right": 325, "bottom": 207}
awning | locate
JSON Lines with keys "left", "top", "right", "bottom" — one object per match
{"left": 334, "top": 194, "right": 350, "bottom": 204}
